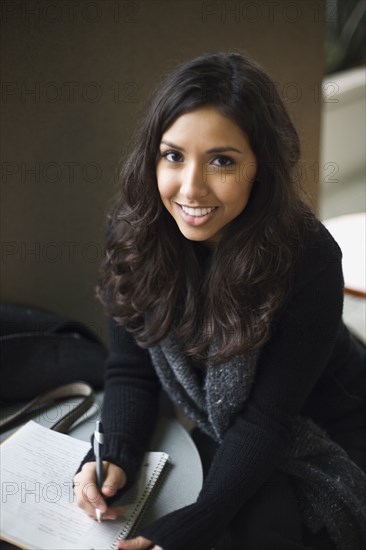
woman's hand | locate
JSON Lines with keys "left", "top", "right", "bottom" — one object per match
{"left": 73, "top": 461, "right": 127, "bottom": 520}
{"left": 116, "top": 537, "right": 163, "bottom": 550}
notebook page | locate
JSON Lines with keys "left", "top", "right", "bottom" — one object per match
{"left": 0, "top": 421, "right": 167, "bottom": 550}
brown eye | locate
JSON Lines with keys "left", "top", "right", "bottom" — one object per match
{"left": 162, "top": 151, "right": 183, "bottom": 163}
{"left": 212, "top": 155, "right": 235, "bottom": 167}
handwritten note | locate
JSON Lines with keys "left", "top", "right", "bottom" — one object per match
{"left": 1, "top": 421, "right": 168, "bottom": 550}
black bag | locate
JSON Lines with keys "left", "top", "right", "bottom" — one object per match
{"left": 0, "top": 303, "right": 107, "bottom": 433}
{"left": 0, "top": 302, "right": 106, "bottom": 401}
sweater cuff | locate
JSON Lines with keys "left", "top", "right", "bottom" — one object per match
{"left": 100, "top": 431, "right": 145, "bottom": 490}
{"left": 74, "top": 433, "right": 145, "bottom": 492}
{"left": 136, "top": 501, "right": 222, "bottom": 550}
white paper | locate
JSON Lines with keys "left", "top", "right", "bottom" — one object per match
{"left": 0, "top": 421, "right": 168, "bottom": 550}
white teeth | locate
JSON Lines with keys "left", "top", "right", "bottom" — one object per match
{"left": 181, "top": 205, "right": 216, "bottom": 216}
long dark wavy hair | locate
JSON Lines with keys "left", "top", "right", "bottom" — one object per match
{"left": 97, "top": 51, "right": 314, "bottom": 365}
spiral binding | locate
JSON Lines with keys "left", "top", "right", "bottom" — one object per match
{"left": 111, "top": 452, "right": 170, "bottom": 548}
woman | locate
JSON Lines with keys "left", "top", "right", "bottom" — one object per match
{"left": 73, "top": 51, "right": 366, "bottom": 550}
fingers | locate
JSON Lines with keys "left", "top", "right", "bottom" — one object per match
{"left": 74, "top": 462, "right": 107, "bottom": 517}
{"left": 73, "top": 461, "right": 127, "bottom": 521}
{"left": 101, "top": 462, "right": 127, "bottom": 499}
{"left": 116, "top": 536, "right": 162, "bottom": 549}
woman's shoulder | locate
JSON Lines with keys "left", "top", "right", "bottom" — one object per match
{"left": 291, "top": 213, "right": 343, "bottom": 290}
{"left": 299, "top": 213, "right": 342, "bottom": 257}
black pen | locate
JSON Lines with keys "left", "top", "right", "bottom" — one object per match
{"left": 93, "top": 420, "right": 104, "bottom": 522}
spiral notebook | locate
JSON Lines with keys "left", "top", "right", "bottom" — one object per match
{"left": 0, "top": 420, "right": 170, "bottom": 550}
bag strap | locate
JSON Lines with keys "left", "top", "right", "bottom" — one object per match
{"left": 0, "top": 382, "right": 95, "bottom": 434}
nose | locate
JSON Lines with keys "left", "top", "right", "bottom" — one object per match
{"left": 180, "top": 161, "right": 209, "bottom": 200}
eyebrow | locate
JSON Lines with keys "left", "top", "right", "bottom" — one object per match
{"left": 160, "top": 140, "right": 243, "bottom": 154}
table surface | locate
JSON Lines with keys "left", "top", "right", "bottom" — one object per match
{"left": 0, "top": 392, "right": 203, "bottom": 549}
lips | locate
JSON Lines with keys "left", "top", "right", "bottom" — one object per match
{"left": 176, "top": 203, "right": 218, "bottom": 226}
{"left": 180, "top": 205, "right": 216, "bottom": 217}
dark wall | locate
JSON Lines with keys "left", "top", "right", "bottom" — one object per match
{"left": 1, "top": 0, "right": 325, "bottom": 341}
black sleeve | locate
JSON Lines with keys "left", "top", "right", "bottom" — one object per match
{"left": 76, "top": 316, "right": 162, "bottom": 489}
{"left": 137, "top": 238, "right": 345, "bottom": 550}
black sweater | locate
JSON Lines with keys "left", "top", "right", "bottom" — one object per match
{"left": 79, "top": 218, "right": 366, "bottom": 550}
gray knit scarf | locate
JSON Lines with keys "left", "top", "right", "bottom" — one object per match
{"left": 148, "top": 330, "right": 366, "bottom": 550}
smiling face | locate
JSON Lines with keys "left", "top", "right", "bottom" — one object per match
{"left": 156, "top": 106, "right": 258, "bottom": 247}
